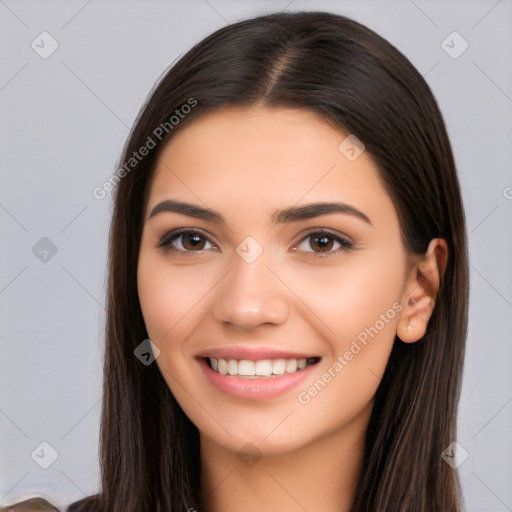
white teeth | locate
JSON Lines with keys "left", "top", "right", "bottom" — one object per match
{"left": 207, "top": 357, "right": 312, "bottom": 377}
{"left": 227, "top": 359, "right": 238, "bottom": 376}
{"left": 217, "top": 358, "right": 228, "bottom": 375}
{"left": 255, "top": 359, "right": 273, "bottom": 376}
{"left": 285, "top": 359, "right": 297, "bottom": 373}
{"left": 272, "top": 359, "right": 286, "bottom": 375}
{"left": 238, "top": 360, "right": 256, "bottom": 376}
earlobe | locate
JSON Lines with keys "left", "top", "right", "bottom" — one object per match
{"left": 397, "top": 238, "right": 448, "bottom": 343}
{"left": 398, "top": 295, "right": 435, "bottom": 343}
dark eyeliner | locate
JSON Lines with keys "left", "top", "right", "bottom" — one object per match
{"left": 156, "top": 228, "right": 213, "bottom": 252}
{"left": 297, "top": 229, "right": 354, "bottom": 258}
{"left": 156, "top": 228, "right": 354, "bottom": 257}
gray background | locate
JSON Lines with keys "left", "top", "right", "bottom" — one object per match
{"left": 1, "top": 0, "right": 511, "bottom": 510}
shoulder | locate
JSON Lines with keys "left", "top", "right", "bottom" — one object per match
{"left": 67, "top": 495, "right": 101, "bottom": 512}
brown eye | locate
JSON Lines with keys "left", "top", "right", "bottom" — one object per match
{"left": 295, "top": 230, "right": 354, "bottom": 257}
{"left": 157, "top": 229, "right": 216, "bottom": 253}
{"left": 310, "top": 233, "right": 334, "bottom": 252}
{"left": 182, "top": 232, "right": 206, "bottom": 250}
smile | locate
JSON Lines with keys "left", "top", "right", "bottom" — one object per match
{"left": 206, "top": 357, "right": 319, "bottom": 378}
{"left": 198, "top": 354, "right": 321, "bottom": 400}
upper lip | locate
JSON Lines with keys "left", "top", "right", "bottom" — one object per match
{"left": 197, "top": 346, "right": 319, "bottom": 361}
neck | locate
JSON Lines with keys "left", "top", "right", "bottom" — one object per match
{"left": 198, "top": 402, "right": 371, "bottom": 512}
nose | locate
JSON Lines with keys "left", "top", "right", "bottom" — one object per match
{"left": 211, "top": 250, "right": 289, "bottom": 331}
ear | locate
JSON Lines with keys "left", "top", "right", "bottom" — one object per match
{"left": 397, "top": 238, "right": 448, "bottom": 343}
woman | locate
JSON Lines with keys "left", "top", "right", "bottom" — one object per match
{"left": 70, "top": 10, "right": 468, "bottom": 512}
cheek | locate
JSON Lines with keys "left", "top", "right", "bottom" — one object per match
{"left": 137, "top": 251, "right": 213, "bottom": 343}
{"left": 277, "top": 250, "right": 405, "bottom": 352}
{"left": 137, "top": 255, "right": 212, "bottom": 403}
{"left": 292, "top": 276, "right": 401, "bottom": 438}
{"left": 282, "top": 252, "right": 405, "bottom": 409}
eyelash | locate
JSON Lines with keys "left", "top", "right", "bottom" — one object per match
{"left": 156, "top": 227, "right": 354, "bottom": 258}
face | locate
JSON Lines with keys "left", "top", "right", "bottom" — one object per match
{"left": 137, "top": 106, "right": 411, "bottom": 457}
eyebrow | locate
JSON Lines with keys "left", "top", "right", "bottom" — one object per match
{"left": 148, "top": 199, "right": 372, "bottom": 226}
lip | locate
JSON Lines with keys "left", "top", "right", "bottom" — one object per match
{"left": 198, "top": 345, "right": 318, "bottom": 361}
{"left": 197, "top": 355, "right": 320, "bottom": 401}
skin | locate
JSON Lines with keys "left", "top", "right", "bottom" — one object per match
{"left": 137, "top": 105, "right": 447, "bottom": 512}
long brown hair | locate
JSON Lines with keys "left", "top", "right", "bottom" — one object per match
{"left": 69, "top": 11, "right": 468, "bottom": 512}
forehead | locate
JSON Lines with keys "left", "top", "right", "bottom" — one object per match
{"left": 147, "top": 106, "right": 393, "bottom": 224}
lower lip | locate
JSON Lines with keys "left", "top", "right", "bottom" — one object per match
{"left": 197, "top": 358, "right": 319, "bottom": 400}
